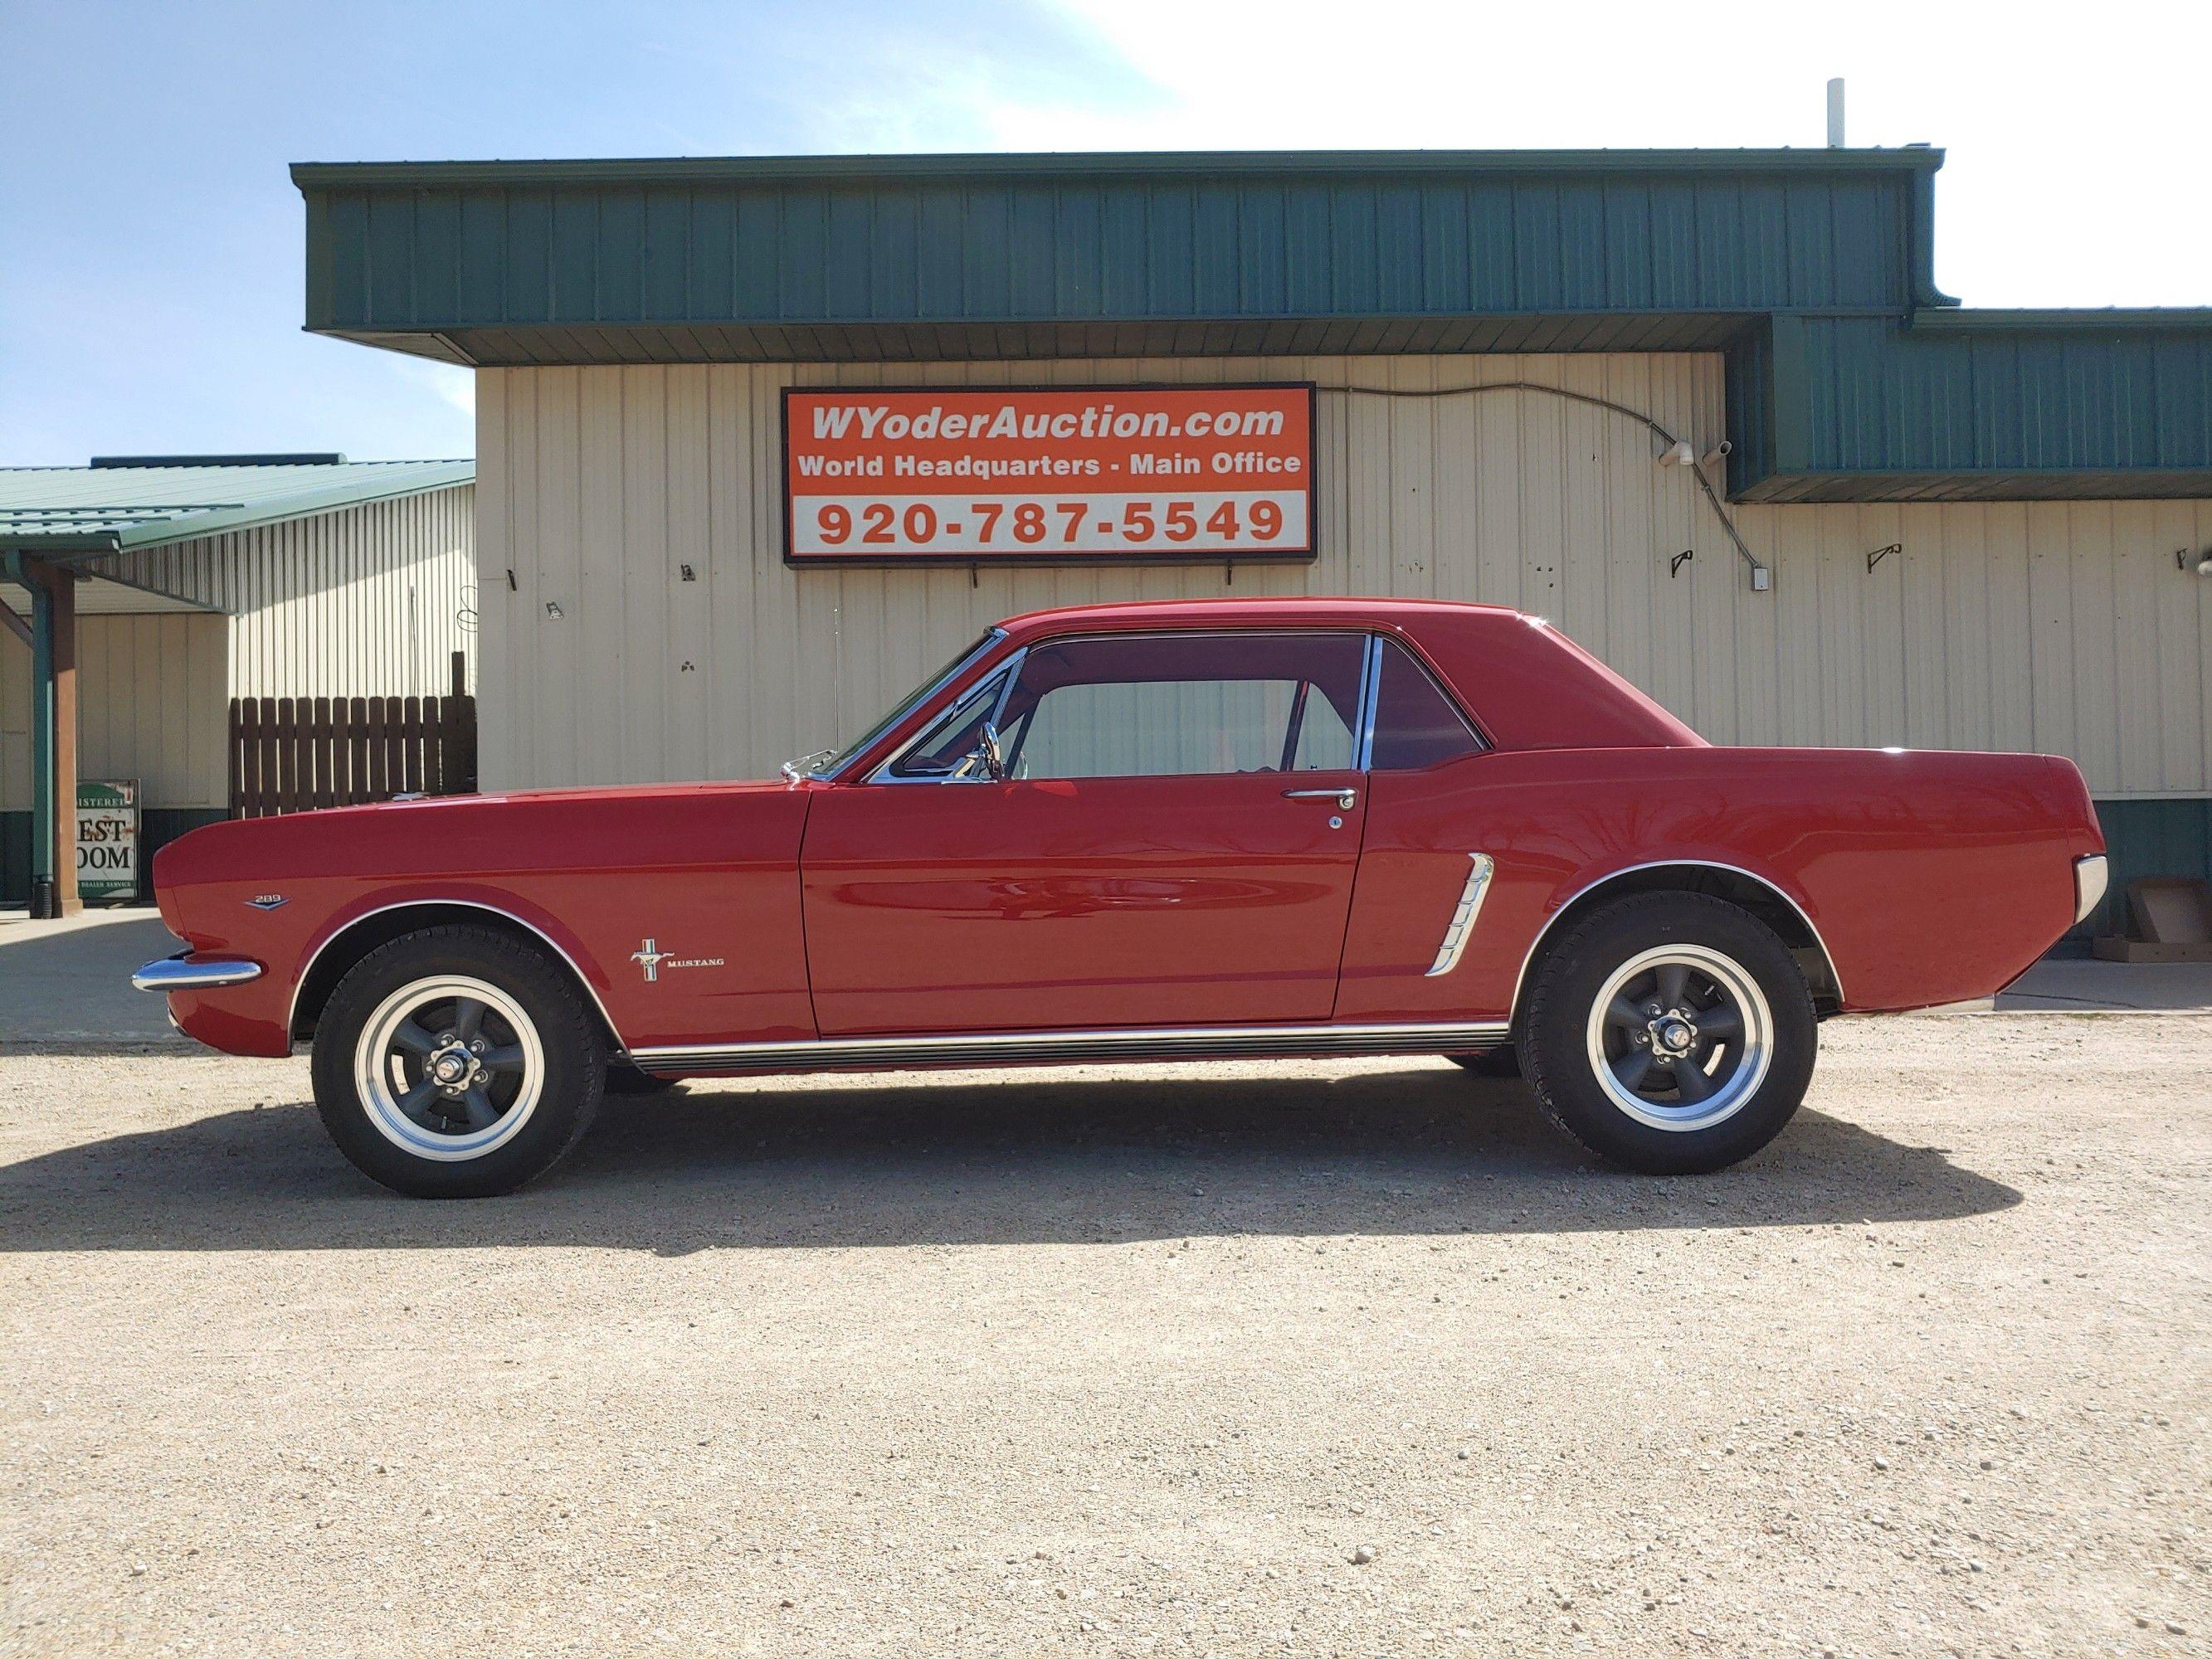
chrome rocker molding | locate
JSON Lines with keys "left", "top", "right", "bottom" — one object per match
{"left": 630, "top": 1019, "right": 1513, "bottom": 1076}
{"left": 1505, "top": 859, "right": 1844, "bottom": 1020}
{"left": 131, "top": 955, "right": 264, "bottom": 993}
{"left": 1423, "top": 853, "right": 1496, "bottom": 977}
{"left": 286, "top": 899, "right": 633, "bottom": 1055}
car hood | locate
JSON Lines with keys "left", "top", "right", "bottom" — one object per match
{"left": 152, "top": 778, "right": 807, "bottom": 906}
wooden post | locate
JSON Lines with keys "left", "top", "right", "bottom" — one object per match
{"left": 22, "top": 559, "right": 80, "bottom": 917}
{"left": 49, "top": 561, "right": 79, "bottom": 914}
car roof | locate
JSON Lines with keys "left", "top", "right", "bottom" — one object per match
{"left": 993, "top": 596, "right": 1529, "bottom": 640}
{"left": 987, "top": 595, "right": 1703, "bottom": 753}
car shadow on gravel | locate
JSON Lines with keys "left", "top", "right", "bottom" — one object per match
{"left": 0, "top": 1064, "right": 2020, "bottom": 1254}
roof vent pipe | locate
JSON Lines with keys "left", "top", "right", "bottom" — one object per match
{"left": 1826, "top": 78, "right": 1845, "bottom": 147}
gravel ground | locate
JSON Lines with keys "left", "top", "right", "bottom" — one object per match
{"left": 0, "top": 1014, "right": 2206, "bottom": 1658}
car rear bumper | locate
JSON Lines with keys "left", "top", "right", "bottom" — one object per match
{"left": 2073, "top": 854, "right": 2109, "bottom": 926}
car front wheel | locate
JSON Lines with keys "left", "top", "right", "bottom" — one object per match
{"left": 1521, "top": 893, "right": 1815, "bottom": 1174}
{"left": 309, "top": 925, "right": 605, "bottom": 1197}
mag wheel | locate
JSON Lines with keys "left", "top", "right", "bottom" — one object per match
{"left": 311, "top": 925, "right": 604, "bottom": 1198}
{"left": 1523, "top": 893, "right": 1815, "bottom": 1175}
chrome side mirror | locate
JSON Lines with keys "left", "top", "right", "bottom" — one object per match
{"left": 950, "top": 721, "right": 1007, "bottom": 782}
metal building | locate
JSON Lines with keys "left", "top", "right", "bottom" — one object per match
{"left": 0, "top": 458, "right": 475, "bottom": 907}
{"left": 290, "top": 148, "right": 2212, "bottom": 935}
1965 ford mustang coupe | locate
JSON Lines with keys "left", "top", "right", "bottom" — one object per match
{"left": 135, "top": 598, "right": 2107, "bottom": 1196}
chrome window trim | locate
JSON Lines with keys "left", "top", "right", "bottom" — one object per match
{"left": 286, "top": 899, "right": 633, "bottom": 1056}
{"left": 867, "top": 649, "right": 1027, "bottom": 784}
{"left": 1354, "top": 635, "right": 1384, "bottom": 771}
{"left": 818, "top": 629, "right": 1006, "bottom": 781}
{"left": 1505, "top": 859, "right": 1844, "bottom": 1021}
{"left": 2073, "top": 854, "right": 2108, "bottom": 925}
{"left": 1421, "top": 853, "right": 1496, "bottom": 977}
{"left": 630, "top": 1018, "right": 1512, "bottom": 1075}
{"left": 131, "top": 955, "right": 264, "bottom": 992}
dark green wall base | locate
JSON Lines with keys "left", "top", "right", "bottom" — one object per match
{"left": 2079, "top": 797, "right": 2212, "bottom": 938}
{"left": 0, "top": 808, "right": 227, "bottom": 906}
{"left": 4, "top": 798, "right": 2203, "bottom": 943}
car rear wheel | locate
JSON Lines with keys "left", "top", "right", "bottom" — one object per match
{"left": 1521, "top": 893, "right": 1815, "bottom": 1174}
{"left": 310, "top": 925, "right": 604, "bottom": 1197}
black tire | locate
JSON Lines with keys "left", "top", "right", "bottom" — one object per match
{"left": 1521, "top": 892, "right": 1815, "bottom": 1175}
{"left": 310, "top": 924, "right": 605, "bottom": 1198}
{"left": 1445, "top": 1047, "right": 1523, "bottom": 1079}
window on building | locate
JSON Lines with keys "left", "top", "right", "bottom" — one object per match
{"left": 1368, "top": 637, "right": 1484, "bottom": 770}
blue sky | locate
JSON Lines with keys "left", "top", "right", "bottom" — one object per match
{"left": 3, "top": 0, "right": 2206, "bottom": 466}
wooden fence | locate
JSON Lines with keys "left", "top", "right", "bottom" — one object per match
{"left": 228, "top": 693, "right": 478, "bottom": 818}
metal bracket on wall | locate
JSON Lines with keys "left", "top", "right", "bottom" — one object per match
{"left": 1867, "top": 542, "right": 1902, "bottom": 574}
{"left": 1669, "top": 549, "right": 1693, "bottom": 578}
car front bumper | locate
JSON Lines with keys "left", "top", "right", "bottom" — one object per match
{"left": 131, "top": 954, "right": 265, "bottom": 993}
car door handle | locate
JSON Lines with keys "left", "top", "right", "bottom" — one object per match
{"left": 1283, "top": 787, "right": 1357, "bottom": 810}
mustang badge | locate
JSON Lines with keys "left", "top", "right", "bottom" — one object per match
{"left": 631, "top": 939, "right": 724, "bottom": 983}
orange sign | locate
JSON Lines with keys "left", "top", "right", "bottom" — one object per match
{"left": 782, "top": 384, "right": 1316, "bottom": 564}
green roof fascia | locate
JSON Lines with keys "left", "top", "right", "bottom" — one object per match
{"left": 1906, "top": 307, "right": 2212, "bottom": 333}
{"left": 290, "top": 146, "right": 1947, "bottom": 190}
{"left": 1730, "top": 307, "right": 2212, "bottom": 499}
{"left": 297, "top": 146, "right": 1938, "bottom": 343}
{"left": 1734, "top": 465, "right": 2212, "bottom": 504}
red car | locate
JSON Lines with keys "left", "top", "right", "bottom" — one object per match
{"left": 136, "top": 598, "right": 2107, "bottom": 1197}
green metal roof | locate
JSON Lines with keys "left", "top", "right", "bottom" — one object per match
{"left": 290, "top": 146, "right": 2212, "bottom": 503}
{"left": 0, "top": 459, "right": 474, "bottom": 554}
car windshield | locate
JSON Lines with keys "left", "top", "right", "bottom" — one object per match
{"left": 791, "top": 630, "right": 1002, "bottom": 780}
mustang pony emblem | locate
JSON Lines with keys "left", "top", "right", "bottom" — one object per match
{"left": 631, "top": 940, "right": 725, "bottom": 983}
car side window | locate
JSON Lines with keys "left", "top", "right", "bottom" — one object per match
{"left": 1000, "top": 631, "right": 1367, "bottom": 781}
{"left": 1369, "top": 637, "right": 1484, "bottom": 770}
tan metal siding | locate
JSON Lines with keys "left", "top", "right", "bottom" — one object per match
{"left": 88, "top": 484, "right": 476, "bottom": 698}
{"left": 1, "top": 614, "right": 228, "bottom": 810}
{"left": 476, "top": 359, "right": 2212, "bottom": 798}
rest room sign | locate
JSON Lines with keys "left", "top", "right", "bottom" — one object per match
{"left": 76, "top": 779, "right": 139, "bottom": 902}
{"left": 782, "top": 383, "right": 1317, "bottom": 565}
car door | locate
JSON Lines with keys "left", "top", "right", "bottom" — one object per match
{"left": 801, "top": 629, "right": 1374, "bottom": 1035}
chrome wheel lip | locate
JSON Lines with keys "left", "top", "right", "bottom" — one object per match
{"left": 354, "top": 975, "right": 545, "bottom": 1163}
{"left": 1585, "top": 944, "right": 1772, "bottom": 1133}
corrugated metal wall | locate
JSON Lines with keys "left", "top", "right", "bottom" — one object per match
{"left": 88, "top": 485, "right": 477, "bottom": 698}
{"left": 0, "top": 614, "right": 228, "bottom": 810}
{"left": 475, "top": 358, "right": 2212, "bottom": 800}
